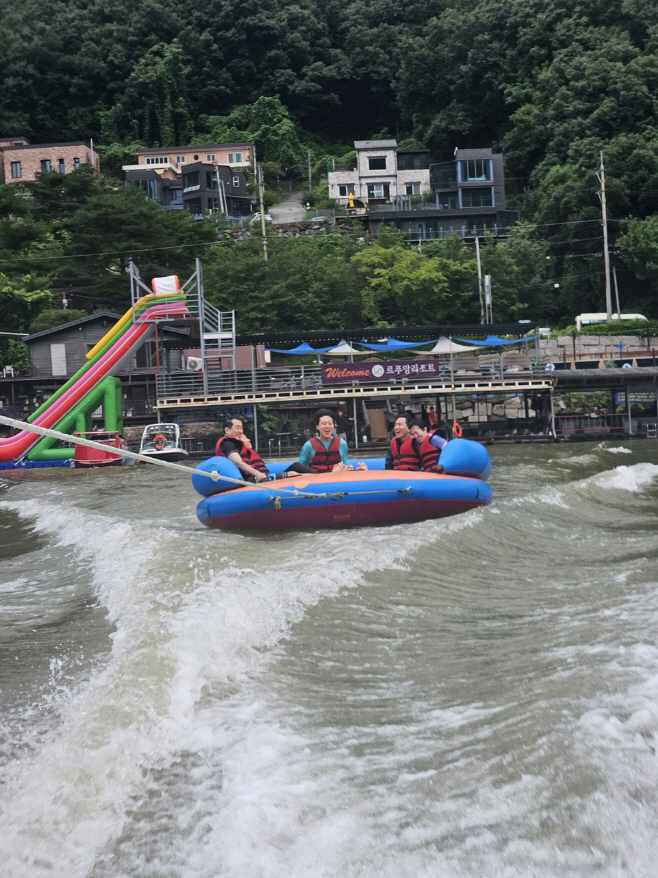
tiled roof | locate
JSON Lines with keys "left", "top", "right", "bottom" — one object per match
{"left": 354, "top": 140, "right": 398, "bottom": 150}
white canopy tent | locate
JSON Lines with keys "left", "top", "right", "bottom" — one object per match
{"left": 412, "top": 337, "right": 478, "bottom": 355}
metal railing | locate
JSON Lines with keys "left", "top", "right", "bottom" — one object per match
{"left": 156, "top": 356, "right": 549, "bottom": 401}
{"left": 157, "top": 365, "right": 324, "bottom": 398}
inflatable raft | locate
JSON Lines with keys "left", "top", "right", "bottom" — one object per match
{"left": 192, "top": 439, "right": 492, "bottom": 531}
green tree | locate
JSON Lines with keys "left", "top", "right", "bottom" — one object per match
{"left": 351, "top": 242, "right": 475, "bottom": 325}
{"left": 204, "top": 233, "right": 364, "bottom": 332}
{"left": 29, "top": 308, "right": 87, "bottom": 333}
{"left": 57, "top": 188, "right": 217, "bottom": 302}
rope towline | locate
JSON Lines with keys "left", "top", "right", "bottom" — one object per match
{"left": 271, "top": 487, "right": 414, "bottom": 503}
{"left": 0, "top": 414, "right": 417, "bottom": 502}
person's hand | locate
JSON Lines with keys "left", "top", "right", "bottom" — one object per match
{"left": 356, "top": 462, "right": 368, "bottom": 471}
{"left": 332, "top": 462, "right": 350, "bottom": 473}
{"left": 255, "top": 472, "right": 268, "bottom": 482}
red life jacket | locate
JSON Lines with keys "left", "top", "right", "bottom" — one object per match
{"left": 309, "top": 436, "right": 342, "bottom": 472}
{"left": 418, "top": 432, "right": 441, "bottom": 472}
{"left": 216, "top": 436, "right": 269, "bottom": 474}
{"left": 390, "top": 435, "right": 421, "bottom": 470}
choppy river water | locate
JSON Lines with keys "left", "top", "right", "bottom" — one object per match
{"left": 1, "top": 441, "right": 658, "bottom": 878}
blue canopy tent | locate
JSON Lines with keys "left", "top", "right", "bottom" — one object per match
{"left": 359, "top": 337, "right": 437, "bottom": 352}
{"left": 267, "top": 342, "right": 336, "bottom": 354}
{"left": 454, "top": 335, "right": 538, "bottom": 346}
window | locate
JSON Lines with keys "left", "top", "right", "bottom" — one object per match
{"left": 50, "top": 343, "right": 67, "bottom": 377}
{"left": 368, "top": 156, "right": 387, "bottom": 170}
{"left": 338, "top": 184, "right": 355, "bottom": 197}
{"left": 367, "top": 182, "right": 390, "bottom": 199}
{"left": 131, "top": 178, "right": 158, "bottom": 199}
{"left": 232, "top": 176, "right": 240, "bottom": 187}
{"left": 205, "top": 170, "right": 218, "bottom": 190}
{"left": 397, "top": 152, "right": 429, "bottom": 171}
{"left": 58, "top": 159, "right": 65, "bottom": 173}
{"left": 145, "top": 156, "right": 169, "bottom": 165}
{"left": 459, "top": 159, "right": 492, "bottom": 182}
{"left": 73, "top": 157, "right": 80, "bottom": 169}
{"left": 405, "top": 182, "right": 421, "bottom": 196}
{"left": 183, "top": 171, "right": 200, "bottom": 190}
{"left": 228, "top": 152, "right": 243, "bottom": 163}
{"left": 41, "top": 159, "right": 51, "bottom": 173}
{"left": 433, "top": 164, "right": 457, "bottom": 188}
{"left": 437, "top": 190, "right": 458, "bottom": 210}
{"left": 460, "top": 187, "right": 494, "bottom": 208}
{"left": 185, "top": 197, "right": 203, "bottom": 214}
{"left": 176, "top": 155, "right": 186, "bottom": 164}
{"left": 10, "top": 161, "right": 21, "bottom": 179}
{"left": 206, "top": 154, "right": 216, "bottom": 162}
{"left": 207, "top": 196, "right": 221, "bottom": 212}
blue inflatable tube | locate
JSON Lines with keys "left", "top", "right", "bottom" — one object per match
{"left": 191, "top": 440, "right": 492, "bottom": 531}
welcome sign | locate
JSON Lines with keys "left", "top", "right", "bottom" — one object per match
{"left": 321, "top": 360, "right": 442, "bottom": 384}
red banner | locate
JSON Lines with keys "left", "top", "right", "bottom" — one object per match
{"left": 321, "top": 360, "right": 441, "bottom": 384}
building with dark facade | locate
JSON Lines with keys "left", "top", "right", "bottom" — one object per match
{"left": 364, "top": 148, "right": 517, "bottom": 242}
{"left": 122, "top": 142, "right": 252, "bottom": 218}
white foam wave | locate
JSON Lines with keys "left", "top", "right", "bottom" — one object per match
{"left": 586, "top": 462, "right": 658, "bottom": 492}
{"left": 0, "top": 494, "right": 488, "bottom": 877}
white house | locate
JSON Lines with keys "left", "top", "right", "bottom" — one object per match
{"left": 328, "top": 140, "right": 431, "bottom": 207}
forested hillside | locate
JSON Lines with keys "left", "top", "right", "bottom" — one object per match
{"left": 1, "top": 0, "right": 658, "bottom": 349}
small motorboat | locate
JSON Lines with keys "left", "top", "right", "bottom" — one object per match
{"left": 139, "top": 423, "right": 189, "bottom": 462}
{"left": 192, "top": 439, "right": 492, "bottom": 530}
{"left": 73, "top": 431, "right": 127, "bottom": 468}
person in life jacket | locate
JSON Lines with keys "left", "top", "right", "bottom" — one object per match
{"left": 217, "top": 417, "right": 314, "bottom": 483}
{"left": 409, "top": 419, "right": 446, "bottom": 473}
{"left": 385, "top": 415, "right": 423, "bottom": 470}
{"left": 298, "top": 409, "right": 367, "bottom": 473}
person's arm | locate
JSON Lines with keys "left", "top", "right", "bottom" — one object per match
{"left": 227, "top": 451, "right": 267, "bottom": 482}
{"left": 384, "top": 446, "right": 394, "bottom": 469}
{"left": 298, "top": 440, "right": 314, "bottom": 468}
{"left": 431, "top": 434, "right": 448, "bottom": 451}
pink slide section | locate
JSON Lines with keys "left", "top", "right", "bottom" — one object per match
{"left": 0, "top": 301, "right": 189, "bottom": 463}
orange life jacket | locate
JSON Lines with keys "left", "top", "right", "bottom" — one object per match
{"left": 216, "top": 436, "right": 269, "bottom": 474}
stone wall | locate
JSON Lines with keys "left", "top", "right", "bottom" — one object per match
{"left": 216, "top": 219, "right": 357, "bottom": 243}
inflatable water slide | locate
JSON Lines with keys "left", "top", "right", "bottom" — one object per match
{"left": 0, "top": 279, "right": 189, "bottom": 465}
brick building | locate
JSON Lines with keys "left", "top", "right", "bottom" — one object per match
{"left": 0, "top": 137, "right": 100, "bottom": 184}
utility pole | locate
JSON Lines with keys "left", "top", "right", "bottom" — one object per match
{"left": 597, "top": 151, "right": 613, "bottom": 323}
{"left": 475, "top": 236, "right": 485, "bottom": 323}
{"left": 613, "top": 265, "right": 621, "bottom": 321}
{"left": 258, "top": 164, "right": 268, "bottom": 262}
{"left": 214, "top": 161, "right": 225, "bottom": 215}
{"left": 307, "top": 150, "right": 312, "bottom": 193}
{"left": 484, "top": 274, "right": 492, "bottom": 323}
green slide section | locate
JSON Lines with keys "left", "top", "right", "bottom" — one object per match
{"left": 28, "top": 376, "right": 123, "bottom": 461}
{"left": 28, "top": 295, "right": 186, "bottom": 423}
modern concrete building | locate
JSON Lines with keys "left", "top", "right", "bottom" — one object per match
{"left": 365, "top": 147, "right": 517, "bottom": 242}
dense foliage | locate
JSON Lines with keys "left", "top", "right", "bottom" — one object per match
{"left": 1, "top": 0, "right": 658, "bottom": 354}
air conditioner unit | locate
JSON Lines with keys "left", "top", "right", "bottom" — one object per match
{"left": 186, "top": 357, "right": 203, "bottom": 371}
